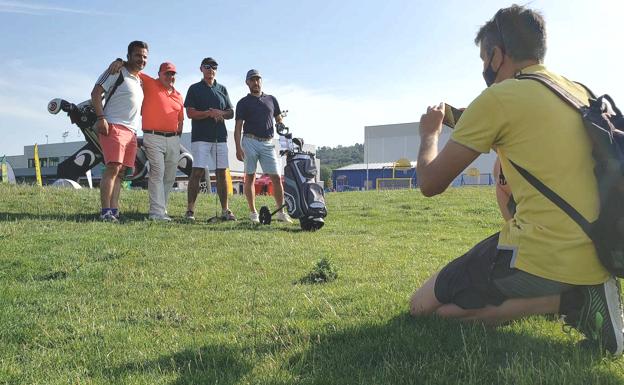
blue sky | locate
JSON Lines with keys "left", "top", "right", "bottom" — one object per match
{"left": 0, "top": 0, "right": 622, "bottom": 156}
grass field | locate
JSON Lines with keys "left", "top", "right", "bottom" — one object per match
{"left": 1, "top": 184, "right": 623, "bottom": 385}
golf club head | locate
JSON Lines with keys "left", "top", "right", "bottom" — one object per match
{"left": 276, "top": 122, "right": 289, "bottom": 136}
{"left": 47, "top": 98, "right": 64, "bottom": 114}
{"left": 207, "top": 215, "right": 221, "bottom": 223}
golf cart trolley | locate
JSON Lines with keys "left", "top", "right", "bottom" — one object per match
{"left": 259, "top": 116, "right": 327, "bottom": 231}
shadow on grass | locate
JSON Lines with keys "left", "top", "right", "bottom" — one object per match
{"left": 0, "top": 212, "right": 307, "bottom": 233}
{"left": 285, "top": 314, "right": 623, "bottom": 385}
{"left": 0, "top": 211, "right": 155, "bottom": 223}
{"left": 104, "top": 343, "right": 252, "bottom": 385}
{"left": 0, "top": 211, "right": 99, "bottom": 222}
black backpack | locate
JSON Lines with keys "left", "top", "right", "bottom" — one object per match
{"left": 511, "top": 73, "right": 624, "bottom": 277}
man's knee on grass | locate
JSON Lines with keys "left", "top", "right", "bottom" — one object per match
{"left": 409, "top": 274, "right": 442, "bottom": 317}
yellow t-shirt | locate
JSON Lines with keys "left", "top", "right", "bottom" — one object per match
{"left": 451, "top": 64, "right": 608, "bottom": 285}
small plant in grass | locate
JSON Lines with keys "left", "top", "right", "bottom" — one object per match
{"left": 297, "top": 257, "right": 338, "bottom": 284}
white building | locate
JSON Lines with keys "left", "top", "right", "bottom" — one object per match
{"left": 363, "top": 122, "right": 497, "bottom": 187}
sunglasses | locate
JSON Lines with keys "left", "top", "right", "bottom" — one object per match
{"left": 202, "top": 64, "right": 218, "bottom": 70}
{"left": 164, "top": 71, "right": 176, "bottom": 76}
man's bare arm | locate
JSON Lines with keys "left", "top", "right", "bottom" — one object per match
{"left": 417, "top": 103, "right": 480, "bottom": 196}
{"left": 234, "top": 120, "right": 245, "bottom": 161}
{"left": 91, "top": 84, "right": 109, "bottom": 135}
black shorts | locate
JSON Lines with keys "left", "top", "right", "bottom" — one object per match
{"left": 433, "top": 232, "right": 573, "bottom": 310}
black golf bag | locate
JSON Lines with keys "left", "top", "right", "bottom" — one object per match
{"left": 48, "top": 98, "right": 193, "bottom": 182}
{"left": 279, "top": 124, "right": 327, "bottom": 230}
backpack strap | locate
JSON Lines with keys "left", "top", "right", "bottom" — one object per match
{"left": 574, "top": 81, "right": 597, "bottom": 100}
{"left": 508, "top": 159, "right": 592, "bottom": 238}
{"left": 516, "top": 72, "right": 586, "bottom": 110}
{"left": 511, "top": 73, "right": 595, "bottom": 238}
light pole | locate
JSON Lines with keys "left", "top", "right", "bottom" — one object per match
{"left": 45, "top": 134, "right": 48, "bottom": 144}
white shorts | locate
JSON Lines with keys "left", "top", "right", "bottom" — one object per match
{"left": 191, "top": 141, "right": 229, "bottom": 170}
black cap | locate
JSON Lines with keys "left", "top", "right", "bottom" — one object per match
{"left": 201, "top": 57, "right": 218, "bottom": 66}
{"left": 246, "top": 69, "right": 261, "bottom": 80}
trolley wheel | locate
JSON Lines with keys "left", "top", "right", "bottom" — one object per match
{"left": 300, "top": 217, "right": 324, "bottom": 231}
{"left": 259, "top": 206, "right": 272, "bottom": 225}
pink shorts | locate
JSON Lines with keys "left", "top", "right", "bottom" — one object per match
{"left": 99, "top": 123, "right": 137, "bottom": 168}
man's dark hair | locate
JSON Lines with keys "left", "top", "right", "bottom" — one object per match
{"left": 475, "top": 4, "right": 546, "bottom": 62}
{"left": 127, "top": 40, "right": 149, "bottom": 56}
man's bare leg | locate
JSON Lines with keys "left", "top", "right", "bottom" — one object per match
{"left": 187, "top": 168, "right": 205, "bottom": 213}
{"left": 100, "top": 162, "right": 122, "bottom": 209}
{"left": 244, "top": 174, "right": 256, "bottom": 213}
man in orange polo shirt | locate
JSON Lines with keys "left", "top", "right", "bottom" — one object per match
{"left": 109, "top": 59, "right": 184, "bottom": 220}
{"left": 140, "top": 62, "right": 184, "bottom": 221}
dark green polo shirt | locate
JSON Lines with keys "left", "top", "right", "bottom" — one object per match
{"left": 184, "top": 79, "right": 233, "bottom": 143}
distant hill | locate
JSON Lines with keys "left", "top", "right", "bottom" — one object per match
{"left": 316, "top": 143, "right": 364, "bottom": 170}
{"left": 316, "top": 144, "right": 364, "bottom": 184}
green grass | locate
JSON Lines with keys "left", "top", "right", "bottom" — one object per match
{"left": 1, "top": 184, "right": 623, "bottom": 385}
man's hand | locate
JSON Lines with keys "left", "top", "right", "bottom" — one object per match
{"left": 208, "top": 108, "right": 224, "bottom": 122}
{"left": 95, "top": 118, "right": 109, "bottom": 135}
{"left": 108, "top": 59, "right": 124, "bottom": 74}
{"left": 236, "top": 146, "right": 245, "bottom": 161}
{"left": 419, "top": 102, "right": 445, "bottom": 139}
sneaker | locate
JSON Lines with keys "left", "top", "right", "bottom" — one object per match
{"left": 149, "top": 214, "right": 172, "bottom": 222}
{"left": 249, "top": 212, "right": 260, "bottom": 224}
{"left": 562, "top": 277, "right": 624, "bottom": 355}
{"left": 185, "top": 210, "right": 195, "bottom": 222}
{"left": 221, "top": 209, "right": 237, "bottom": 221}
{"left": 100, "top": 210, "right": 118, "bottom": 223}
{"left": 275, "top": 211, "right": 293, "bottom": 223}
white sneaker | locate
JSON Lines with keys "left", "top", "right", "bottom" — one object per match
{"left": 149, "top": 214, "right": 172, "bottom": 222}
{"left": 275, "top": 211, "right": 293, "bottom": 223}
{"left": 249, "top": 212, "right": 260, "bottom": 224}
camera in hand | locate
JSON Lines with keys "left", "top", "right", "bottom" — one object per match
{"left": 443, "top": 103, "right": 464, "bottom": 129}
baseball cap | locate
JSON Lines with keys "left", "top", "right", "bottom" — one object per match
{"left": 159, "top": 62, "right": 177, "bottom": 73}
{"left": 201, "top": 57, "right": 218, "bottom": 66}
{"left": 246, "top": 69, "right": 261, "bottom": 80}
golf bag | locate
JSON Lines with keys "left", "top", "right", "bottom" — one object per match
{"left": 48, "top": 98, "right": 193, "bottom": 182}
{"left": 278, "top": 123, "right": 327, "bottom": 230}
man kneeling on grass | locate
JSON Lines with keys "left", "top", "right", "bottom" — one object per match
{"left": 409, "top": 4, "right": 624, "bottom": 355}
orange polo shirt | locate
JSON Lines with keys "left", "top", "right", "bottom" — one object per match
{"left": 139, "top": 73, "right": 184, "bottom": 133}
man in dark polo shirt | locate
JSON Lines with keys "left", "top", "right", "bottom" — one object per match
{"left": 184, "top": 57, "right": 235, "bottom": 221}
{"left": 234, "top": 69, "right": 292, "bottom": 224}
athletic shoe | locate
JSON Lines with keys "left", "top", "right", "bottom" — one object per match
{"left": 185, "top": 210, "right": 195, "bottom": 222}
{"left": 149, "top": 214, "right": 172, "bottom": 222}
{"left": 563, "top": 277, "right": 624, "bottom": 355}
{"left": 100, "top": 210, "right": 118, "bottom": 223}
{"left": 275, "top": 211, "right": 293, "bottom": 223}
{"left": 249, "top": 212, "right": 260, "bottom": 224}
{"left": 221, "top": 209, "right": 237, "bottom": 221}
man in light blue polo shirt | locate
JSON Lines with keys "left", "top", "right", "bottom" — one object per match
{"left": 234, "top": 69, "right": 292, "bottom": 224}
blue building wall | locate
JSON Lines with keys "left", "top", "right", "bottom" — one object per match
{"left": 332, "top": 168, "right": 417, "bottom": 191}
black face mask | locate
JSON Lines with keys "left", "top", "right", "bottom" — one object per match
{"left": 482, "top": 51, "right": 499, "bottom": 87}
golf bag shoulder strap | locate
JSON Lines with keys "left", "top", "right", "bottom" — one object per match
{"left": 508, "top": 159, "right": 592, "bottom": 237}
{"left": 105, "top": 71, "right": 125, "bottom": 104}
{"left": 516, "top": 72, "right": 586, "bottom": 110}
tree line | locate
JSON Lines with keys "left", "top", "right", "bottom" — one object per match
{"left": 316, "top": 143, "right": 364, "bottom": 184}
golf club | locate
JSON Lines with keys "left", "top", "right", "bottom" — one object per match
{"left": 207, "top": 140, "right": 220, "bottom": 223}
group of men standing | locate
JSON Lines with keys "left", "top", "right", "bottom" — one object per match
{"left": 91, "top": 43, "right": 292, "bottom": 224}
